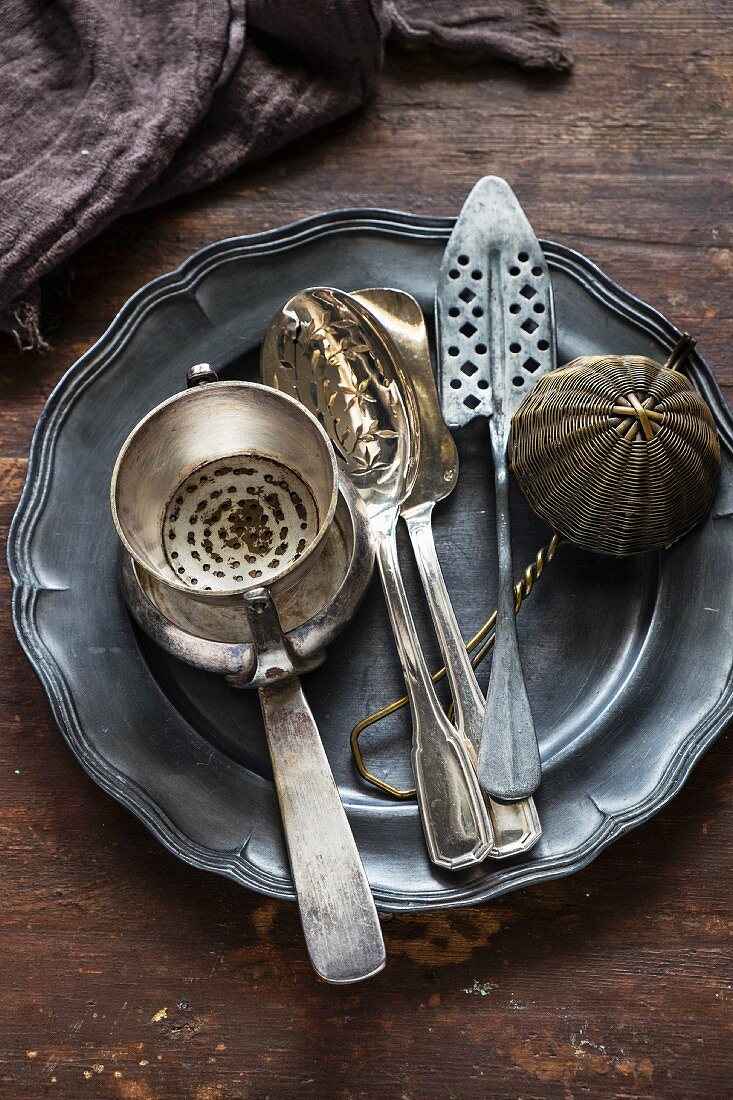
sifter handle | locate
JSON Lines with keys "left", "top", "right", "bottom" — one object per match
{"left": 244, "top": 589, "right": 385, "bottom": 984}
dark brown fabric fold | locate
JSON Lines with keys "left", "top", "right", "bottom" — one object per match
{"left": 0, "top": 0, "right": 571, "bottom": 348}
{"left": 385, "top": 1, "right": 572, "bottom": 69}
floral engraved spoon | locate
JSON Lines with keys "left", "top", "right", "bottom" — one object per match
{"left": 262, "top": 288, "right": 493, "bottom": 870}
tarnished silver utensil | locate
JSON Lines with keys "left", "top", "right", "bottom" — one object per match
{"left": 124, "top": 475, "right": 374, "bottom": 669}
{"left": 351, "top": 288, "right": 541, "bottom": 857}
{"left": 436, "top": 176, "right": 557, "bottom": 802}
{"left": 112, "top": 369, "right": 385, "bottom": 985}
{"left": 262, "top": 288, "right": 494, "bottom": 870}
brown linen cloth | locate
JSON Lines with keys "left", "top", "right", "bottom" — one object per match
{"left": 0, "top": 0, "right": 572, "bottom": 348}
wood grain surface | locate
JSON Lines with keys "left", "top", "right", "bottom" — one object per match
{"left": 1, "top": 2, "right": 731, "bottom": 1096}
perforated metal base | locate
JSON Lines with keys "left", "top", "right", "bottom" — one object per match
{"left": 436, "top": 176, "right": 556, "bottom": 428}
{"left": 164, "top": 454, "right": 319, "bottom": 592}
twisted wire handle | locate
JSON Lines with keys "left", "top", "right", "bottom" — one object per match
{"left": 351, "top": 535, "right": 561, "bottom": 798}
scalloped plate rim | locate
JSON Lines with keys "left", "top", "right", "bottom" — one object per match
{"left": 8, "top": 208, "right": 733, "bottom": 911}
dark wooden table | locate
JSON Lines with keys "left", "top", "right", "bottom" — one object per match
{"left": 2, "top": 3, "right": 731, "bottom": 1097}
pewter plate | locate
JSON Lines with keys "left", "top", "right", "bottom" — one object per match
{"left": 9, "top": 211, "right": 733, "bottom": 910}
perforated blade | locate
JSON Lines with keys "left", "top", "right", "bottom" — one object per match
{"left": 436, "top": 176, "right": 556, "bottom": 429}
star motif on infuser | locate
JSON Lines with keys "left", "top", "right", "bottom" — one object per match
{"left": 610, "top": 391, "right": 666, "bottom": 441}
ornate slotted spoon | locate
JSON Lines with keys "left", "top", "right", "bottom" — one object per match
{"left": 262, "top": 288, "right": 494, "bottom": 870}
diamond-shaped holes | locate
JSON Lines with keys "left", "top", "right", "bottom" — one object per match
{"left": 463, "top": 394, "right": 480, "bottom": 410}
{"left": 459, "top": 321, "right": 477, "bottom": 338}
{"left": 460, "top": 361, "right": 478, "bottom": 377}
{"left": 459, "top": 288, "right": 476, "bottom": 304}
{"left": 519, "top": 284, "right": 536, "bottom": 300}
{"left": 523, "top": 356, "right": 540, "bottom": 373}
{"left": 521, "top": 318, "right": 538, "bottom": 334}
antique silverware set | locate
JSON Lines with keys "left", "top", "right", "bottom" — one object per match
{"left": 111, "top": 177, "right": 720, "bottom": 983}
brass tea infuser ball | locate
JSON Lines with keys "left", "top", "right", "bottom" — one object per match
{"left": 510, "top": 336, "right": 721, "bottom": 556}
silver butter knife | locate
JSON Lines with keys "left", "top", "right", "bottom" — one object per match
{"left": 436, "top": 176, "right": 557, "bottom": 802}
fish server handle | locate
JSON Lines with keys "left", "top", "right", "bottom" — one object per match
{"left": 244, "top": 590, "right": 385, "bottom": 985}
{"left": 478, "top": 426, "right": 542, "bottom": 801}
{"left": 372, "top": 517, "right": 493, "bottom": 870}
{"left": 403, "top": 503, "right": 542, "bottom": 858}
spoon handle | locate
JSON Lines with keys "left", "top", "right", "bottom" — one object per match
{"left": 478, "top": 425, "right": 542, "bottom": 800}
{"left": 372, "top": 517, "right": 493, "bottom": 869}
{"left": 402, "top": 501, "right": 542, "bottom": 858}
{"left": 245, "top": 590, "right": 385, "bottom": 985}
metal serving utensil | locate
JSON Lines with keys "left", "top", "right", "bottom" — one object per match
{"left": 262, "top": 288, "right": 494, "bottom": 870}
{"left": 112, "top": 370, "right": 385, "bottom": 985}
{"left": 122, "top": 473, "right": 375, "bottom": 678}
{"left": 436, "top": 176, "right": 557, "bottom": 802}
{"left": 350, "top": 288, "right": 541, "bottom": 857}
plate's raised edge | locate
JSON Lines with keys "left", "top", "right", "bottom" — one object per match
{"left": 8, "top": 208, "right": 733, "bottom": 912}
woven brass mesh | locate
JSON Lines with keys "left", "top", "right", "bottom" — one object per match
{"left": 511, "top": 355, "right": 721, "bottom": 556}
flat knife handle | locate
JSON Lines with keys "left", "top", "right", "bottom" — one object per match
{"left": 373, "top": 518, "right": 493, "bottom": 870}
{"left": 478, "top": 431, "right": 542, "bottom": 800}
